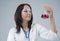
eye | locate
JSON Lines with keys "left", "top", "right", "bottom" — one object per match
{"left": 29, "top": 11, "right": 32, "bottom": 13}
{"left": 22, "top": 10, "right": 32, "bottom": 13}
{"left": 23, "top": 11, "right": 27, "bottom": 13}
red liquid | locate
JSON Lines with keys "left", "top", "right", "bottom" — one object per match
{"left": 41, "top": 14, "right": 49, "bottom": 19}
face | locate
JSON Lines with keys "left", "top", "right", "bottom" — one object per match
{"left": 21, "top": 5, "right": 32, "bottom": 22}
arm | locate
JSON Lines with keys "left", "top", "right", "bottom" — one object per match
{"left": 36, "top": 6, "right": 57, "bottom": 40}
{"left": 50, "top": 15, "right": 57, "bottom": 33}
{"left": 49, "top": 10, "right": 57, "bottom": 33}
{"left": 36, "top": 24, "right": 57, "bottom": 40}
{"left": 44, "top": 6, "right": 57, "bottom": 33}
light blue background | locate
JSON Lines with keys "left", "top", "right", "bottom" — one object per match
{"left": 0, "top": 0, "right": 60, "bottom": 41}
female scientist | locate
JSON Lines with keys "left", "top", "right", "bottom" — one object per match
{"left": 7, "top": 3, "right": 57, "bottom": 41}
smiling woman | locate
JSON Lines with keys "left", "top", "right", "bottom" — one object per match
{"left": 21, "top": 5, "right": 32, "bottom": 24}
{"left": 14, "top": 3, "right": 33, "bottom": 33}
{"left": 7, "top": 3, "right": 57, "bottom": 41}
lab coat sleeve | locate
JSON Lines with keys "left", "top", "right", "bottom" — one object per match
{"left": 7, "top": 28, "right": 15, "bottom": 41}
{"left": 36, "top": 24, "right": 57, "bottom": 40}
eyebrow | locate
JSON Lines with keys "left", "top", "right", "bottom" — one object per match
{"left": 22, "top": 9, "right": 31, "bottom": 11}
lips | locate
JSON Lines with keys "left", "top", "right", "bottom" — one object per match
{"left": 27, "top": 15, "right": 31, "bottom": 17}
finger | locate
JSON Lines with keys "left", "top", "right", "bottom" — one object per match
{"left": 44, "top": 6, "right": 53, "bottom": 11}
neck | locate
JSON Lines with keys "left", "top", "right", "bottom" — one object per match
{"left": 22, "top": 21, "right": 29, "bottom": 32}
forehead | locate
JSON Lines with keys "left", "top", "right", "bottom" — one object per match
{"left": 23, "top": 5, "right": 31, "bottom": 10}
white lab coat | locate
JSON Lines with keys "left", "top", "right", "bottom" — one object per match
{"left": 7, "top": 23, "right": 57, "bottom": 41}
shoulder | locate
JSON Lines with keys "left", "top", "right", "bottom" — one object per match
{"left": 8, "top": 27, "right": 16, "bottom": 34}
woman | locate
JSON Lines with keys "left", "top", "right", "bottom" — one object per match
{"left": 7, "top": 3, "right": 57, "bottom": 41}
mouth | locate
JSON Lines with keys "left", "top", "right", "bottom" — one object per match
{"left": 27, "top": 15, "right": 31, "bottom": 18}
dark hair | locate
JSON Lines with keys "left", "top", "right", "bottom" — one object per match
{"left": 14, "top": 3, "right": 33, "bottom": 33}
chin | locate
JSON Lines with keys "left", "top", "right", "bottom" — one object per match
{"left": 26, "top": 19, "right": 31, "bottom": 22}
{"left": 27, "top": 19, "right": 31, "bottom": 21}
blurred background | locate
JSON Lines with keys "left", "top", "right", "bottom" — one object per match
{"left": 0, "top": 0, "right": 60, "bottom": 41}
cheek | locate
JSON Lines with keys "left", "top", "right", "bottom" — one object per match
{"left": 21, "top": 12, "right": 32, "bottom": 20}
{"left": 21, "top": 13, "right": 26, "bottom": 19}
